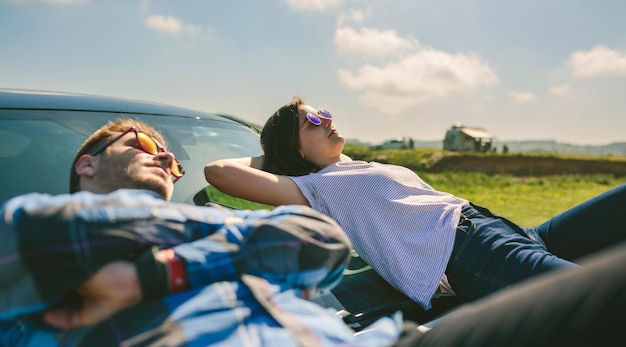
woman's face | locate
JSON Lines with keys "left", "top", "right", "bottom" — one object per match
{"left": 297, "top": 104, "right": 345, "bottom": 167}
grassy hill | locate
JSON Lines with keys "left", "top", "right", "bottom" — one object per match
{"left": 344, "top": 145, "right": 626, "bottom": 177}
{"left": 350, "top": 139, "right": 626, "bottom": 157}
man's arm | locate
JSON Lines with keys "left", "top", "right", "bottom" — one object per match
{"left": 1, "top": 191, "right": 350, "bottom": 329}
{"left": 43, "top": 261, "right": 140, "bottom": 329}
{"left": 46, "top": 205, "right": 351, "bottom": 329}
{"left": 128, "top": 204, "right": 352, "bottom": 302}
{"left": 177, "top": 205, "right": 351, "bottom": 290}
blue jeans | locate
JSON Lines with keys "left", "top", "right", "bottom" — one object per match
{"left": 446, "top": 183, "right": 626, "bottom": 300}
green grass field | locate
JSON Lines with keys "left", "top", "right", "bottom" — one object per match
{"left": 207, "top": 145, "right": 626, "bottom": 227}
{"left": 419, "top": 172, "right": 626, "bottom": 227}
{"left": 344, "top": 145, "right": 626, "bottom": 226}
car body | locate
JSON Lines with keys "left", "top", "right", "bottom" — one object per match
{"left": 0, "top": 88, "right": 264, "bottom": 207}
{"left": 0, "top": 88, "right": 460, "bottom": 332}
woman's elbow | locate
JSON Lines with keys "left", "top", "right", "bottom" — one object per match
{"left": 204, "top": 161, "right": 226, "bottom": 186}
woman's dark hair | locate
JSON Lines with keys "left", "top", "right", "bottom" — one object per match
{"left": 260, "top": 96, "right": 317, "bottom": 176}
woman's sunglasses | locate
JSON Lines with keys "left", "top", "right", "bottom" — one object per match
{"left": 306, "top": 109, "right": 332, "bottom": 126}
{"left": 90, "top": 126, "right": 185, "bottom": 182}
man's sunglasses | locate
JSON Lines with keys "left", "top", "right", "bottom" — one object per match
{"left": 306, "top": 109, "right": 332, "bottom": 126}
{"left": 90, "top": 126, "right": 185, "bottom": 182}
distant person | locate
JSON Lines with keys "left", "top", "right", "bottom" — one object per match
{"left": 204, "top": 96, "right": 626, "bottom": 312}
{"left": 0, "top": 118, "right": 400, "bottom": 346}
{"left": 503, "top": 143, "right": 509, "bottom": 154}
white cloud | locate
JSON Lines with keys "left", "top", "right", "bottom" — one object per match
{"left": 285, "top": 0, "right": 346, "bottom": 11}
{"left": 334, "top": 27, "right": 418, "bottom": 59}
{"left": 146, "top": 15, "right": 182, "bottom": 34}
{"left": 348, "top": 10, "right": 365, "bottom": 23}
{"left": 549, "top": 84, "right": 571, "bottom": 97}
{"left": 337, "top": 9, "right": 366, "bottom": 26}
{"left": 509, "top": 90, "right": 537, "bottom": 103}
{"left": 145, "top": 15, "right": 204, "bottom": 35}
{"left": 184, "top": 24, "right": 203, "bottom": 35}
{"left": 337, "top": 48, "right": 499, "bottom": 114}
{"left": 568, "top": 45, "right": 626, "bottom": 78}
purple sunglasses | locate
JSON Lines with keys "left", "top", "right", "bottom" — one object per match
{"left": 306, "top": 109, "right": 332, "bottom": 126}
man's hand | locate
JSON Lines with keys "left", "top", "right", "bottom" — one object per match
{"left": 44, "top": 261, "right": 142, "bottom": 330}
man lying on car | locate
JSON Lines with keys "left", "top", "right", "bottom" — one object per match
{"left": 0, "top": 118, "right": 400, "bottom": 347}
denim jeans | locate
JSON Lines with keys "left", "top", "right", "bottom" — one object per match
{"left": 445, "top": 183, "right": 626, "bottom": 300}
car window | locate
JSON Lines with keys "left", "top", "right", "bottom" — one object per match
{"left": 0, "top": 109, "right": 269, "bottom": 209}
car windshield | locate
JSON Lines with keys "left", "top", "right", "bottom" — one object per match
{"left": 0, "top": 109, "right": 263, "bottom": 205}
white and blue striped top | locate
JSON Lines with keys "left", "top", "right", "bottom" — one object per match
{"left": 290, "top": 161, "right": 467, "bottom": 309}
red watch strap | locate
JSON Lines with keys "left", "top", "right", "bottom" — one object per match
{"left": 163, "top": 248, "right": 188, "bottom": 292}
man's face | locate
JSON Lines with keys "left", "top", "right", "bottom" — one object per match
{"left": 93, "top": 131, "right": 175, "bottom": 200}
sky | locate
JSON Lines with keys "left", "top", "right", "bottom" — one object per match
{"left": 2, "top": 0, "right": 626, "bottom": 146}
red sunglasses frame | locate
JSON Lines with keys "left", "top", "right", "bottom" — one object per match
{"left": 90, "top": 126, "right": 185, "bottom": 183}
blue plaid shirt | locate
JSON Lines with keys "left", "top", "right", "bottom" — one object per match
{"left": 0, "top": 190, "right": 401, "bottom": 347}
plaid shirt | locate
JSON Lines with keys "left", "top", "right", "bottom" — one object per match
{"left": 0, "top": 190, "right": 401, "bottom": 347}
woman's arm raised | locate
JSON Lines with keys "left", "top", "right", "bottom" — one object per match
{"left": 204, "top": 156, "right": 309, "bottom": 207}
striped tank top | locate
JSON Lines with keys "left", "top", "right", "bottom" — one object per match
{"left": 290, "top": 161, "right": 467, "bottom": 309}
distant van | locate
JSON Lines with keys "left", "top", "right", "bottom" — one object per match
{"left": 370, "top": 137, "right": 414, "bottom": 150}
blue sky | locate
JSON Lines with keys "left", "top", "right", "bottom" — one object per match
{"left": 2, "top": 0, "right": 626, "bottom": 145}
